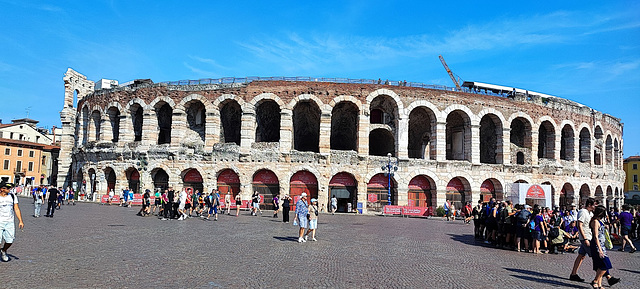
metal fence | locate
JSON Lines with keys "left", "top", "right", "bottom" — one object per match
{"left": 160, "top": 76, "right": 512, "bottom": 98}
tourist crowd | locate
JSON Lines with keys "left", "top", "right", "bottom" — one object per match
{"left": 465, "top": 197, "right": 639, "bottom": 287}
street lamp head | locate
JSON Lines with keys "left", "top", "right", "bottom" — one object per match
{"left": 387, "top": 153, "right": 392, "bottom": 157}
{"left": 381, "top": 166, "right": 386, "bottom": 171}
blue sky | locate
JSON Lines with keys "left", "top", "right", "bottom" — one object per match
{"left": 1, "top": 1, "right": 638, "bottom": 156}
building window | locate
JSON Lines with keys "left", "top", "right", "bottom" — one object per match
{"left": 3, "top": 160, "right": 9, "bottom": 170}
{"left": 634, "top": 164, "right": 638, "bottom": 170}
{"left": 4, "top": 148, "right": 9, "bottom": 155}
{"left": 42, "top": 156, "right": 46, "bottom": 165}
{"left": 15, "top": 161, "right": 22, "bottom": 172}
{"left": 634, "top": 175, "right": 638, "bottom": 183}
{"left": 28, "top": 162, "right": 34, "bottom": 171}
{"left": 10, "top": 132, "right": 13, "bottom": 139}
{"left": 29, "top": 150, "right": 34, "bottom": 158}
{"left": 17, "top": 149, "right": 23, "bottom": 157}
{"left": 635, "top": 185, "right": 639, "bottom": 191}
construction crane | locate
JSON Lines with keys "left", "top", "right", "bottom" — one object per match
{"left": 438, "top": 55, "right": 462, "bottom": 91}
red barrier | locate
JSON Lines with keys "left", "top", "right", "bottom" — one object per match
{"left": 383, "top": 205, "right": 434, "bottom": 217}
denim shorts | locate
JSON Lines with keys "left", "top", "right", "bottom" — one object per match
{"left": 309, "top": 219, "right": 317, "bottom": 230}
{"left": 621, "top": 225, "right": 631, "bottom": 236}
{"left": 297, "top": 216, "right": 308, "bottom": 228}
{"left": 0, "top": 221, "right": 15, "bottom": 243}
{"left": 578, "top": 241, "right": 591, "bottom": 257}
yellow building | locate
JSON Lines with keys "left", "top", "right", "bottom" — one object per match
{"left": 623, "top": 156, "right": 640, "bottom": 200}
{"left": 0, "top": 138, "right": 59, "bottom": 187}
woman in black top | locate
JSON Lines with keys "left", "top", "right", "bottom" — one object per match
{"left": 282, "top": 195, "right": 291, "bottom": 223}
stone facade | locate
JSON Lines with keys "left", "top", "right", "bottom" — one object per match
{"left": 57, "top": 69, "right": 625, "bottom": 212}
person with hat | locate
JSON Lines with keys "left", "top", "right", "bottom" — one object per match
{"left": 0, "top": 182, "right": 24, "bottom": 262}
{"left": 294, "top": 193, "right": 309, "bottom": 243}
{"left": 304, "top": 198, "right": 319, "bottom": 241}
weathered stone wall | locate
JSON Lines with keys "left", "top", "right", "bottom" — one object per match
{"left": 58, "top": 72, "right": 626, "bottom": 212}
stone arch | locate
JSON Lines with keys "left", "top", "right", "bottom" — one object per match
{"left": 579, "top": 184, "right": 591, "bottom": 206}
{"left": 594, "top": 185, "right": 604, "bottom": 205}
{"left": 405, "top": 100, "right": 443, "bottom": 123}
{"left": 287, "top": 93, "right": 325, "bottom": 111}
{"left": 369, "top": 128, "right": 395, "bottom": 156}
{"left": 560, "top": 123, "right": 576, "bottom": 161}
{"left": 479, "top": 113, "right": 504, "bottom": 164}
{"left": 218, "top": 98, "right": 242, "bottom": 145}
{"left": 579, "top": 127, "right": 591, "bottom": 163}
{"left": 127, "top": 99, "right": 146, "bottom": 142}
{"left": 365, "top": 89, "right": 405, "bottom": 114}
{"left": 103, "top": 166, "right": 117, "bottom": 193}
{"left": 292, "top": 98, "right": 321, "bottom": 152}
{"left": 328, "top": 95, "right": 363, "bottom": 111}
{"left": 212, "top": 94, "right": 246, "bottom": 110}
{"left": 249, "top": 92, "right": 286, "bottom": 108}
{"left": 605, "top": 134, "right": 613, "bottom": 165}
{"left": 153, "top": 100, "right": 173, "bottom": 145}
{"left": 180, "top": 167, "right": 206, "bottom": 193}
{"left": 176, "top": 93, "right": 215, "bottom": 112}
{"left": 480, "top": 178, "right": 504, "bottom": 202}
{"left": 330, "top": 100, "right": 359, "bottom": 151}
{"left": 408, "top": 175, "right": 437, "bottom": 207}
{"left": 90, "top": 109, "right": 102, "bottom": 142}
{"left": 80, "top": 105, "right": 90, "bottom": 145}
{"left": 446, "top": 176, "right": 472, "bottom": 210}
{"left": 408, "top": 105, "right": 438, "bottom": 160}
{"left": 509, "top": 113, "right": 533, "bottom": 165}
{"left": 445, "top": 108, "right": 472, "bottom": 161}
{"left": 105, "top": 103, "right": 122, "bottom": 143}
{"left": 63, "top": 68, "right": 94, "bottom": 109}
{"left": 150, "top": 167, "right": 170, "bottom": 191}
{"left": 183, "top": 98, "right": 207, "bottom": 142}
{"left": 254, "top": 99, "right": 281, "bottom": 143}
{"left": 537, "top": 119, "right": 556, "bottom": 159}
{"left": 148, "top": 96, "right": 177, "bottom": 110}
{"left": 561, "top": 183, "right": 575, "bottom": 208}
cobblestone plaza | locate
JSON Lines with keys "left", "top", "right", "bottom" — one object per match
{"left": 3, "top": 198, "right": 639, "bottom": 288}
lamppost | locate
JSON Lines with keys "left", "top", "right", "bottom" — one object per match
{"left": 380, "top": 153, "right": 398, "bottom": 206}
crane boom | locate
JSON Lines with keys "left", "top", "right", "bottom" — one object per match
{"left": 439, "top": 55, "right": 461, "bottom": 91}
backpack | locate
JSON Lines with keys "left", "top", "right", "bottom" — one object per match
{"left": 517, "top": 210, "right": 530, "bottom": 225}
{"left": 548, "top": 227, "right": 560, "bottom": 239}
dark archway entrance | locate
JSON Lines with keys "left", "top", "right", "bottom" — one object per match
{"left": 446, "top": 177, "right": 469, "bottom": 210}
{"left": 329, "top": 172, "right": 358, "bottom": 213}
{"left": 105, "top": 168, "right": 116, "bottom": 194}
{"left": 152, "top": 169, "right": 169, "bottom": 191}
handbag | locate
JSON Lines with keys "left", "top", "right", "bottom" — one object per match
{"left": 604, "top": 230, "right": 613, "bottom": 250}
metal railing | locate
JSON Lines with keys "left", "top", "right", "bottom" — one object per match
{"left": 159, "top": 76, "right": 513, "bottom": 97}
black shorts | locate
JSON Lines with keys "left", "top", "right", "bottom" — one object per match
{"left": 501, "top": 223, "right": 513, "bottom": 234}
{"left": 155, "top": 199, "right": 161, "bottom": 205}
{"left": 516, "top": 226, "right": 527, "bottom": 238}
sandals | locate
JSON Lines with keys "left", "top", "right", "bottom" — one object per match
{"left": 590, "top": 280, "right": 601, "bottom": 289}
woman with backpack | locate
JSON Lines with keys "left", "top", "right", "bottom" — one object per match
{"left": 531, "top": 208, "right": 547, "bottom": 254}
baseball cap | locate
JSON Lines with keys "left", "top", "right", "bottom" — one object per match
{"left": 310, "top": 198, "right": 317, "bottom": 203}
{"left": 524, "top": 205, "right": 531, "bottom": 209}
{"left": 0, "top": 181, "right": 14, "bottom": 189}
{"left": 301, "top": 193, "right": 307, "bottom": 197}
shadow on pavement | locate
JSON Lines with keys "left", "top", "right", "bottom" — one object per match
{"left": 273, "top": 236, "right": 299, "bottom": 242}
{"left": 504, "top": 268, "right": 583, "bottom": 288}
{"left": 619, "top": 268, "right": 640, "bottom": 274}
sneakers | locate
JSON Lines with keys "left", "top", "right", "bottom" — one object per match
{"left": 304, "top": 235, "right": 308, "bottom": 241}
{"left": 161, "top": 218, "right": 167, "bottom": 221}
{"left": 1, "top": 250, "right": 8, "bottom": 262}
{"left": 312, "top": 237, "right": 317, "bottom": 241}
{"left": 298, "top": 237, "right": 303, "bottom": 243}
{"left": 607, "top": 277, "right": 620, "bottom": 286}
{"left": 569, "top": 274, "right": 585, "bottom": 282}
{"left": 630, "top": 248, "right": 636, "bottom": 253}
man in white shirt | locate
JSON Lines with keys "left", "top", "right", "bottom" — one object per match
{"left": 177, "top": 189, "right": 188, "bottom": 220}
{"left": 0, "top": 182, "right": 24, "bottom": 262}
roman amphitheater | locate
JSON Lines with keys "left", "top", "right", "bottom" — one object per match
{"left": 57, "top": 68, "right": 625, "bottom": 213}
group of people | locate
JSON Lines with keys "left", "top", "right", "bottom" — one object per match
{"left": 465, "top": 197, "right": 638, "bottom": 287}
{"left": 30, "top": 185, "right": 74, "bottom": 218}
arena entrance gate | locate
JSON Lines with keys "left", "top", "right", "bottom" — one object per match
{"left": 446, "top": 178, "right": 466, "bottom": 211}
{"left": 290, "top": 171, "right": 318, "bottom": 211}
{"left": 153, "top": 169, "right": 169, "bottom": 191}
{"left": 183, "top": 169, "right": 204, "bottom": 194}
{"left": 480, "top": 179, "right": 496, "bottom": 202}
{"left": 217, "top": 169, "right": 240, "bottom": 209}
{"left": 408, "top": 175, "right": 432, "bottom": 207}
{"left": 252, "top": 170, "right": 279, "bottom": 211}
{"left": 367, "top": 173, "right": 397, "bottom": 212}
{"left": 329, "top": 172, "right": 357, "bottom": 213}
{"left": 126, "top": 168, "right": 140, "bottom": 194}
